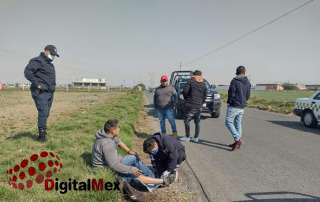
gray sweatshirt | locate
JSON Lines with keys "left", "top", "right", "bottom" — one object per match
{"left": 153, "top": 85, "right": 177, "bottom": 109}
{"left": 91, "top": 129, "right": 134, "bottom": 174}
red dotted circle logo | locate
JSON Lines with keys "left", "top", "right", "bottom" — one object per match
{"left": 6, "top": 150, "right": 63, "bottom": 190}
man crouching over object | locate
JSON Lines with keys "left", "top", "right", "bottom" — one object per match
{"left": 92, "top": 119, "right": 175, "bottom": 200}
{"left": 143, "top": 132, "right": 186, "bottom": 181}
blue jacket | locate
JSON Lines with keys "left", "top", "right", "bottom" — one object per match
{"left": 227, "top": 75, "right": 251, "bottom": 109}
{"left": 24, "top": 52, "right": 56, "bottom": 92}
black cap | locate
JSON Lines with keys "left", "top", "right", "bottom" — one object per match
{"left": 236, "top": 66, "right": 246, "bottom": 75}
{"left": 44, "top": 45, "right": 60, "bottom": 57}
{"left": 193, "top": 70, "right": 202, "bottom": 76}
{"left": 143, "top": 134, "right": 158, "bottom": 153}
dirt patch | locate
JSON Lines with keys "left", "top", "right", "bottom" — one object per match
{"left": 132, "top": 96, "right": 197, "bottom": 202}
{"left": 0, "top": 90, "right": 121, "bottom": 140}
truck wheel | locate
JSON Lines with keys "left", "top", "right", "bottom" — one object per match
{"left": 211, "top": 111, "right": 220, "bottom": 118}
{"left": 302, "top": 111, "right": 316, "bottom": 128}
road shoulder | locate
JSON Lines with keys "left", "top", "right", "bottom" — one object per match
{"left": 132, "top": 95, "right": 206, "bottom": 201}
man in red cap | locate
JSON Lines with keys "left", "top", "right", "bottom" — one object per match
{"left": 153, "top": 75, "right": 178, "bottom": 136}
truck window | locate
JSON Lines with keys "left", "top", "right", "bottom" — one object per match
{"left": 314, "top": 93, "right": 320, "bottom": 100}
{"left": 204, "top": 80, "right": 209, "bottom": 87}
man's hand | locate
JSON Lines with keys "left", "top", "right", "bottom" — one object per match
{"left": 35, "top": 84, "right": 43, "bottom": 94}
{"left": 161, "top": 170, "right": 171, "bottom": 178}
{"left": 132, "top": 167, "right": 143, "bottom": 177}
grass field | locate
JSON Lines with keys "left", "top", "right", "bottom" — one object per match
{"left": 250, "top": 90, "right": 315, "bottom": 102}
{"left": 220, "top": 90, "right": 316, "bottom": 114}
{"left": 0, "top": 90, "right": 143, "bottom": 201}
{"left": 0, "top": 90, "right": 124, "bottom": 140}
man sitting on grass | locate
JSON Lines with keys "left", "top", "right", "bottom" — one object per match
{"left": 92, "top": 119, "right": 175, "bottom": 198}
{"left": 143, "top": 132, "right": 186, "bottom": 179}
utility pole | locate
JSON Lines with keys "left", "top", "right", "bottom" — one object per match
{"left": 179, "top": 61, "right": 182, "bottom": 71}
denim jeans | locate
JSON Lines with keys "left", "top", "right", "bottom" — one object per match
{"left": 225, "top": 106, "right": 244, "bottom": 141}
{"left": 119, "top": 155, "right": 159, "bottom": 191}
{"left": 156, "top": 108, "right": 177, "bottom": 134}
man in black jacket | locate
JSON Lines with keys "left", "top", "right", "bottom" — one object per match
{"left": 24, "top": 45, "right": 60, "bottom": 142}
{"left": 225, "top": 66, "right": 251, "bottom": 151}
{"left": 181, "top": 70, "right": 207, "bottom": 143}
{"left": 143, "top": 132, "right": 186, "bottom": 178}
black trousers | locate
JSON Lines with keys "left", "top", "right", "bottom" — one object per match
{"left": 31, "top": 90, "right": 54, "bottom": 129}
{"left": 184, "top": 108, "right": 201, "bottom": 138}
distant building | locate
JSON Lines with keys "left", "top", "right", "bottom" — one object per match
{"left": 255, "top": 83, "right": 284, "bottom": 91}
{"left": 6, "top": 83, "right": 18, "bottom": 88}
{"left": 18, "top": 83, "right": 30, "bottom": 90}
{"left": 72, "top": 78, "right": 107, "bottom": 89}
{"left": 306, "top": 84, "right": 320, "bottom": 90}
{"left": 295, "top": 84, "right": 306, "bottom": 90}
{"left": 0, "top": 82, "right": 4, "bottom": 91}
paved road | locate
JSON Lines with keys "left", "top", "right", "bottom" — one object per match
{"left": 146, "top": 94, "right": 320, "bottom": 201}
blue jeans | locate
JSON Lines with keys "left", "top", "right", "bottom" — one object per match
{"left": 119, "top": 155, "right": 159, "bottom": 191}
{"left": 225, "top": 106, "right": 244, "bottom": 141}
{"left": 156, "top": 108, "right": 177, "bottom": 134}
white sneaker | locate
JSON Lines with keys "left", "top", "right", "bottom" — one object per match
{"left": 191, "top": 137, "right": 199, "bottom": 143}
{"left": 180, "top": 137, "right": 190, "bottom": 142}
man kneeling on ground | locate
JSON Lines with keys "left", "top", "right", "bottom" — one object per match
{"left": 143, "top": 132, "right": 186, "bottom": 179}
{"left": 92, "top": 119, "right": 175, "bottom": 195}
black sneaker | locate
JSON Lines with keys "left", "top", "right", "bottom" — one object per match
{"left": 122, "top": 181, "right": 145, "bottom": 202}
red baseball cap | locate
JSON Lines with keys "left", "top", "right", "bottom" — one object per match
{"left": 160, "top": 75, "right": 168, "bottom": 82}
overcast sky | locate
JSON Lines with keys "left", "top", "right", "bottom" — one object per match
{"left": 0, "top": 0, "right": 319, "bottom": 86}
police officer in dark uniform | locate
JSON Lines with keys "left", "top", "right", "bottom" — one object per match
{"left": 24, "top": 45, "right": 60, "bottom": 142}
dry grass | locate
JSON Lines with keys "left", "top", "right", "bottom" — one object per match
{"left": 0, "top": 90, "right": 121, "bottom": 140}
{"left": 0, "top": 90, "right": 143, "bottom": 201}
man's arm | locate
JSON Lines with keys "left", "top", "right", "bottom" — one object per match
{"left": 118, "top": 141, "right": 133, "bottom": 154}
{"left": 153, "top": 88, "right": 158, "bottom": 109}
{"left": 246, "top": 83, "right": 251, "bottom": 101}
{"left": 117, "top": 138, "right": 138, "bottom": 156}
{"left": 102, "top": 142, "right": 134, "bottom": 174}
{"left": 24, "top": 60, "right": 41, "bottom": 87}
{"left": 227, "top": 80, "right": 236, "bottom": 104}
{"left": 183, "top": 80, "right": 191, "bottom": 99}
{"left": 202, "top": 85, "right": 207, "bottom": 104}
{"left": 171, "top": 86, "right": 177, "bottom": 106}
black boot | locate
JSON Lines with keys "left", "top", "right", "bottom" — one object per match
{"left": 37, "top": 128, "right": 47, "bottom": 142}
{"left": 119, "top": 178, "right": 145, "bottom": 202}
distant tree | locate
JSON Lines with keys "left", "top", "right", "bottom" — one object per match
{"left": 282, "top": 83, "right": 298, "bottom": 90}
{"left": 134, "top": 83, "right": 146, "bottom": 91}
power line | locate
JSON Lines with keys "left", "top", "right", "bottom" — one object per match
{"left": 184, "top": 0, "right": 315, "bottom": 65}
{"left": 0, "top": 48, "right": 106, "bottom": 79}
